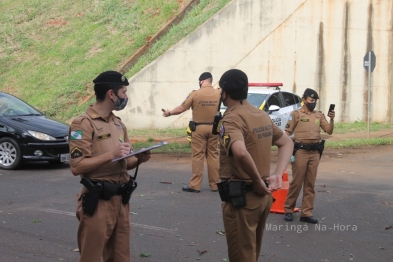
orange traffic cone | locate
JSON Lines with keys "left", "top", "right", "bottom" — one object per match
{"left": 270, "top": 171, "right": 299, "bottom": 214}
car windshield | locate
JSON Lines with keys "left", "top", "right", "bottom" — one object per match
{"left": 0, "top": 93, "right": 42, "bottom": 117}
{"left": 247, "top": 93, "right": 268, "bottom": 108}
{"left": 220, "top": 93, "right": 269, "bottom": 111}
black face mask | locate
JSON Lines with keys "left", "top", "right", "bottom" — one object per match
{"left": 112, "top": 93, "right": 128, "bottom": 111}
{"left": 306, "top": 102, "right": 316, "bottom": 111}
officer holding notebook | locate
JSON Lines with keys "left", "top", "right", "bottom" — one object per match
{"left": 69, "top": 70, "right": 151, "bottom": 262}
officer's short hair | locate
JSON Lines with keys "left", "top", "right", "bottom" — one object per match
{"left": 93, "top": 71, "right": 129, "bottom": 101}
{"left": 219, "top": 69, "right": 248, "bottom": 100}
{"left": 199, "top": 72, "right": 212, "bottom": 81}
{"left": 302, "top": 88, "right": 319, "bottom": 100}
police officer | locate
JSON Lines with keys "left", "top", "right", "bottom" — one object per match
{"left": 283, "top": 88, "right": 335, "bottom": 224}
{"left": 163, "top": 72, "right": 220, "bottom": 192}
{"left": 217, "top": 69, "right": 293, "bottom": 261}
{"left": 69, "top": 71, "right": 151, "bottom": 262}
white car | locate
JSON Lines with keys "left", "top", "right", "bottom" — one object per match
{"left": 186, "top": 83, "right": 302, "bottom": 142}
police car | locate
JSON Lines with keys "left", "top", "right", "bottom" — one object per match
{"left": 186, "top": 83, "right": 302, "bottom": 142}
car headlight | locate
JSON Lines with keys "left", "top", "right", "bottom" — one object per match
{"left": 27, "top": 130, "right": 56, "bottom": 141}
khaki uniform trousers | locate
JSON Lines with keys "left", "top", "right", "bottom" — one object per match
{"left": 284, "top": 149, "right": 320, "bottom": 217}
{"left": 189, "top": 124, "right": 219, "bottom": 190}
{"left": 222, "top": 193, "right": 273, "bottom": 262}
{"left": 76, "top": 195, "right": 131, "bottom": 262}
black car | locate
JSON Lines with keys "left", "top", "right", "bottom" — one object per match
{"left": 0, "top": 92, "right": 69, "bottom": 170}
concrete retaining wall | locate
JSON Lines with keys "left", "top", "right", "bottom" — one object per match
{"left": 116, "top": 0, "right": 393, "bottom": 129}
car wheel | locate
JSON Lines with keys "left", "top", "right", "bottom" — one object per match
{"left": 0, "top": 137, "right": 22, "bottom": 170}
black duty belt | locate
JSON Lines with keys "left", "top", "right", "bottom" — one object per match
{"left": 294, "top": 142, "right": 320, "bottom": 151}
{"left": 115, "top": 183, "right": 128, "bottom": 195}
{"left": 195, "top": 122, "right": 214, "bottom": 126}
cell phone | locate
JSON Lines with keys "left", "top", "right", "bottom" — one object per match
{"left": 328, "top": 104, "right": 335, "bottom": 113}
{"left": 161, "top": 108, "right": 166, "bottom": 112}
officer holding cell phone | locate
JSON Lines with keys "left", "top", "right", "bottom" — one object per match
{"left": 283, "top": 88, "right": 335, "bottom": 224}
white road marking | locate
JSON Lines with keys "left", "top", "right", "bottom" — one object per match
{"left": 38, "top": 208, "right": 177, "bottom": 233}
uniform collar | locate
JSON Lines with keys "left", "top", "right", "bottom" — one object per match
{"left": 201, "top": 85, "right": 213, "bottom": 89}
{"left": 224, "top": 100, "right": 250, "bottom": 114}
{"left": 86, "top": 105, "right": 116, "bottom": 122}
{"left": 300, "top": 106, "right": 313, "bottom": 115}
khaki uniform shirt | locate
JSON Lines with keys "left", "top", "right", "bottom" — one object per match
{"left": 285, "top": 107, "right": 333, "bottom": 144}
{"left": 69, "top": 106, "right": 129, "bottom": 185}
{"left": 218, "top": 100, "right": 283, "bottom": 182}
{"left": 182, "top": 86, "right": 221, "bottom": 123}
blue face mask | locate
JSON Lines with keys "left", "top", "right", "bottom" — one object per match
{"left": 112, "top": 93, "right": 128, "bottom": 111}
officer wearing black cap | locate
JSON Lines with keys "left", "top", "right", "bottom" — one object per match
{"left": 217, "top": 69, "right": 293, "bottom": 261}
{"left": 69, "top": 70, "right": 151, "bottom": 262}
{"left": 163, "top": 72, "right": 220, "bottom": 193}
{"left": 283, "top": 88, "right": 335, "bottom": 224}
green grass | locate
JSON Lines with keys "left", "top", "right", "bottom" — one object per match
{"left": 325, "top": 138, "right": 393, "bottom": 148}
{"left": 0, "top": 0, "right": 231, "bottom": 122}
{"left": 133, "top": 141, "right": 191, "bottom": 154}
{"left": 331, "top": 121, "right": 392, "bottom": 134}
{"left": 129, "top": 122, "right": 393, "bottom": 154}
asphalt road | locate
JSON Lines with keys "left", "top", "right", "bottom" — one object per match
{"left": 0, "top": 145, "right": 392, "bottom": 262}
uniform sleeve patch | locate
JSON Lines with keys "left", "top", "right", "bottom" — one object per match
{"left": 285, "top": 121, "right": 291, "bottom": 128}
{"left": 97, "top": 133, "right": 112, "bottom": 140}
{"left": 223, "top": 135, "right": 230, "bottom": 148}
{"left": 288, "top": 115, "right": 292, "bottom": 121}
{"left": 71, "top": 147, "right": 83, "bottom": 159}
{"left": 219, "top": 122, "right": 225, "bottom": 137}
{"left": 70, "top": 130, "right": 82, "bottom": 140}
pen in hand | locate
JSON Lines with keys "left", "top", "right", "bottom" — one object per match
{"left": 119, "top": 139, "right": 134, "bottom": 153}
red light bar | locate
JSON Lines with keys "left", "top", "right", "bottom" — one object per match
{"left": 248, "top": 83, "right": 283, "bottom": 87}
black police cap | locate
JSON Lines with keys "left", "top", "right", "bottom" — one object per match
{"left": 93, "top": 71, "right": 129, "bottom": 86}
{"left": 219, "top": 69, "right": 248, "bottom": 99}
{"left": 199, "top": 72, "right": 212, "bottom": 81}
{"left": 303, "top": 88, "right": 319, "bottom": 99}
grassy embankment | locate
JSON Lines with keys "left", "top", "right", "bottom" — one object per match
{"left": 131, "top": 121, "right": 393, "bottom": 153}
{"left": 0, "top": 0, "right": 231, "bottom": 121}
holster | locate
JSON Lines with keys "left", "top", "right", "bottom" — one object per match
{"left": 189, "top": 121, "right": 196, "bottom": 132}
{"left": 80, "top": 177, "right": 103, "bottom": 216}
{"left": 318, "top": 139, "right": 325, "bottom": 159}
{"left": 211, "top": 112, "right": 222, "bottom": 135}
{"left": 217, "top": 180, "right": 230, "bottom": 202}
{"left": 228, "top": 181, "right": 246, "bottom": 208}
{"left": 121, "top": 176, "right": 138, "bottom": 204}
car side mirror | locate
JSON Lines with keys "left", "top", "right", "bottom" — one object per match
{"left": 268, "top": 105, "right": 280, "bottom": 114}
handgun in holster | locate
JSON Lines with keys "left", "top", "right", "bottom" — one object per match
{"left": 121, "top": 175, "right": 138, "bottom": 204}
{"left": 228, "top": 181, "right": 247, "bottom": 208}
{"left": 217, "top": 180, "right": 230, "bottom": 202}
{"left": 211, "top": 112, "right": 222, "bottom": 135}
{"left": 189, "top": 121, "right": 196, "bottom": 132}
{"left": 318, "top": 139, "right": 325, "bottom": 159}
{"left": 80, "top": 177, "right": 103, "bottom": 216}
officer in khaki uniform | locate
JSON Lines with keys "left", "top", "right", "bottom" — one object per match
{"left": 69, "top": 71, "right": 151, "bottom": 262}
{"left": 163, "top": 72, "right": 220, "bottom": 192}
{"left": 217, "top": 69, "right": 293, "bottom": 262}
{"left": 283, "top": 88, "right": 335, "bottom": 224}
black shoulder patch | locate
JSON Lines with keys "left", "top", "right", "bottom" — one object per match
{"left": 71, "top": 147, "right": 83, "bottom": 159}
